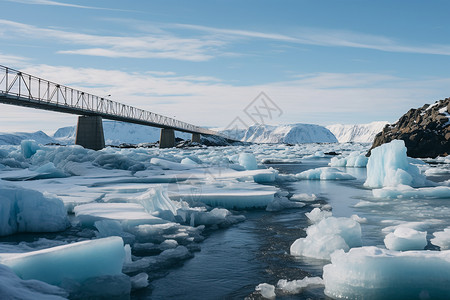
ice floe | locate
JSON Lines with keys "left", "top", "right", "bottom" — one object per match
{"left": 1, "top": 237, "right": 125, "bottom": 285}
{"left": 323, "top": 247, "right": 450, "bottom": 299}
{"left": 384, "top": 227, "right": 427, "bottom": 251}
{"left": 296, "top": 167, "right": 355, "bottom": 180}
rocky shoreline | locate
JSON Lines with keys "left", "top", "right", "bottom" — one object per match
{"left": 368, "top": 98, "right": 450, "bottom": 158}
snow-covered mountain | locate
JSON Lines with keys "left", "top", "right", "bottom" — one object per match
{"left": 54, "top": 121, "right": 191, "bottom": 145}
{"left": 239, "top": 124, "right": 338, "bottom": 144}
{"left": 326, "top": 121, "right": 388, "bottom": 143}
{"left": 0, "top": 131, "right": 57, "bottom": 145}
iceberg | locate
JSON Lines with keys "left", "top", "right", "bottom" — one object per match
{"left": 323, "top": 247, "right": 450, "bottom": 299}
{"left": 364, "top": 140, "right": 427, "bottom": 188}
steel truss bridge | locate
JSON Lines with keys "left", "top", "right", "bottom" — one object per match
{"left": 0, "top": 65, "right": 222, "bottom": 138}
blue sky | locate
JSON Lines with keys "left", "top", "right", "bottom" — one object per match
{"left": 1, "top": 0, "right": 450, "bottom": 133}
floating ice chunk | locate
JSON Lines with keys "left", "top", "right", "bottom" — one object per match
{"left": 296, "top": 167, "right": 355, "bottom": 180}
{"left": 0, "top": 264, "right": 68, "bottom": 300}
{"left": 253, "top": 168, "right": 277, "bottom": 183}
{"left": 365, "top": 140, "right": 427, "bottom": 188}
{"left": 431, "top": 227, "right": 450, "bottom": 250}
{"left": 133, "top": 186, "right": 177, "bottom": 218}
{"left": 276, "top": 277, "right": 324, "bottom": 295}
{"left": 150, "top": 157, "right": 193, "bottom": 170}
{"left": 372, "top": 184, "right": 450, "bottom": 199}
{"left": 94, "top": 220, "right": 135, "bottom": 244}
{"left": 74, "top": 203, "right": 168, "bottom": 227}
{"left": 266, "top": 196, "right": 306, "bottom": 211}
{"left": 0, "top": 184, "right": 69, "bottom": 236}
{"left": 323, "top": 247, "right": 450, "bottom": 299}
{"left": 303, "top": 151, "right": 326, "bottom": 159}
{"left": 1, "top": 237, "right": 125, "bottom": 286}
{"left": 30, "top": 162, "right": 69, "bottom": 179}
{"left": 94, "top": 153, "right": 145, "bottom": 171}
{"left": 180, "top": 157, "right": 199, "bottom": 165}
{"left": 189, "top": 208, "right": 246, "bottom": 227}
{"left": 169, "top": 184, "right": 277, "bottom": 209}
{"left": 290, "top": 193, "right": 317, "bottom": 202}
{"left": 290, "top": 216, "right": 361, "bottom": 260}
{"left": 239, "top": 153, "right": 258, "bottom": 170}
{"left": 131, "top": 272, "right": 148, "bottom": 290}
{"left": 351, "top": 214, "right": 367, "bottom": 223}
{"left": 384, "top": 227, "right": 427, "bottom": 251}
{"left": 21, "top": 140, "right": 39, "bottom": 158}
{"left": 329, "top": 152, "right": 368, "bottom": 168}
{"left": 305, "top": 208, "right": 332, "bottom": 224}
{"left": 255, "top": 283, "right": 276, "bottom": 299}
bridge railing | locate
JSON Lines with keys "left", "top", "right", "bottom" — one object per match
{"left": 0, "top": 65, "right": 224, "bottom": 136}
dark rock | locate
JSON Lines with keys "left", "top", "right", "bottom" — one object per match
{"left": 324, "top": 151, "right": 341, "bottom": 156}
{"left": 368, "top": 98, "right": 450, "bottom": 158}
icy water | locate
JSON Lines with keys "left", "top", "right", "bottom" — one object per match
{"left": 140, "top": 161, "right": 332, "bottom": 299}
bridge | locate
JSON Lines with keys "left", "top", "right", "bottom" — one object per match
{"left": 0, "top": 65, "right": 226, "bottom": 150}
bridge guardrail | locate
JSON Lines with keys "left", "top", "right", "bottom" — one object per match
{"left": 0, "top": 65, "right": 226, "bottom": 137}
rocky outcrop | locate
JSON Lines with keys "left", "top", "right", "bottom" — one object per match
{"left": 368, "top": 98, "right": 450, "bottom": 158}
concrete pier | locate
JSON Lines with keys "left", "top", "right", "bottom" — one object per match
{"left": 160, "top": 128, "right": 175, "bottom": 148}
{"left": 75, "top": 115, "right": 105, "bottom": 151}
{"left": 192, "top": 133, "right": 201, "bottom": 143}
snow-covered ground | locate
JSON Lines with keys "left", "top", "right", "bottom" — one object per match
{"left": 326, "top": 121, "right": 388, "bottom": 143}
{"left": 0, "top": 137, "right": 449, "bottom": 299}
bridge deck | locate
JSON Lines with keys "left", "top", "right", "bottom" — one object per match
{"left": 0, "top": 65, "right": 221, "bottom": 136}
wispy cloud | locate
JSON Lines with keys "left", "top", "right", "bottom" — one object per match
{"left": 0, "top": 52, "right": 29, "bottom": 65}
{"left": 6, "top": 0, "right": 136, "bottom": 12}
{"left": 0, "top": 19, "right": 224, "bottom": 61}
{"left": 173, "top": 23, "right": 450, "bottom": 56}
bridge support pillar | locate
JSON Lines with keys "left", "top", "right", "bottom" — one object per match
{"left": 75, "top": 116, "right": 105, "bottom": 151}
{"left": 160, "top": 128, "right": 175, "bottom": 148}
{"left": 192, "top": 133, "right": 201, "bottom": 143}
